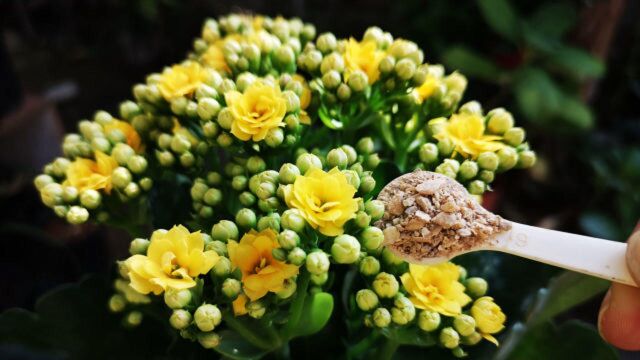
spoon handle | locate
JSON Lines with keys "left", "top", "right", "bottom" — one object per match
{"left": 492, "top": 222, "right": 637, "bottom": 287}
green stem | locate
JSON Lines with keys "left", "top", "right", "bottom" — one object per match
{"left": 222, "top": 313, "right": 279, "bottom": 350}
{"left": 281, "top": 272, "right": 310, "bottom": 340}
{"left": 394, "top": 149, "right": 408, "bottom": 173}
{"left": 274, "top": 343, "right": 291, "bottom": 360}
{"left": 378, "top": 338, "right": 399, "bottom": 360}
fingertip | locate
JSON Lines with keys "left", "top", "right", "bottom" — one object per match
{"left": 598, "top": 283, "right": 640, "bottom": 350}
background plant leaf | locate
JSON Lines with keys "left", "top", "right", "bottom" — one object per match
{"left": 477, "top": 0, "right": 521, "bottom": 43}
{"left": 291, "top": 292, "right": 334, "bottom": 338}
{"left": 441, "top": 46, "right": 504, "bottom": 82}
{"left": 528, "top": 2, "right": 577, "bottom": 38}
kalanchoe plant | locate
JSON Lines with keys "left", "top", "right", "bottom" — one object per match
{"left": 34, "top": 13, "right": 536, "bottom": 359}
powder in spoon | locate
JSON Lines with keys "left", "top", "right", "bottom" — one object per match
{"left": 375, "top": 170, "right": 511, "bottom": 262}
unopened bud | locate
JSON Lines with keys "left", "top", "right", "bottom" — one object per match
{"left": 359, "top": 256, "right": 380, "bottom": 276}
{"left": 372, "top": 307, "right": 391, "bottom": 328}
{"left": 465, "top": 277, "right": 488, "bottom": 298}
{"left": 331, "top": 235, "right": 361, "bottom": 264}
{"left": 418, "top": 310, "right": 441, "bottom": 332}
{"left": 439, "top": 327, "right": 460, "bottom": 349}
{"left": 306, "top": 251, "right": 330, "bottom": 275}
{"left": 287, "top": 247, "right": 307, "bottom": 266}
{"left": 211, "top": 220, "right": 239, "bottom": 242}
{"left": 364, "top": 200, "right": 385, "bottom": 221}
{"left": 453, "top": 314, "right": 476, "bottom": 336}
{"left": 194, "top": 304, "right": 222, "bottom": 332}
{"left": 356, "top": 289, "right": 379, "bottom": 311}
{"left": 372, "top": 272, "right": 399, "bottom": 298}
{"left": 66, "top": 206, "right": 89, "bottom": 224}
{"left": 164, "top": 288, "right": 192, "bottom": 309}
{"left": 129, "top": 238, "right": 150, "bottom": 255}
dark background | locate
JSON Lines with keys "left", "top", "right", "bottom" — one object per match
{"left": 0, "top": 0, "right": 639, "bottom": 358}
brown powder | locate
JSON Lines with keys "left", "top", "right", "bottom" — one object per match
{"left": 375, "top": 171, "right": 511, "bottom": 262}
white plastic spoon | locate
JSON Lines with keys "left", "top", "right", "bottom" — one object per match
{"left": 378, "top": 171, "right": 638, "bottom": 287}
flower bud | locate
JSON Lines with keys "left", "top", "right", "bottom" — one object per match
{"left": 51, "top": 158, "right": 71, "bottom": 177}
{"left": 395, "top": 58, "right": 416, "bottom": 80}
{"left": 497, "top": 147, "right": 518, "bottom": 171}
{"left": 244, "top": 157, "right": 266, "bottom": 175}
{"left": 517, "top": 150, "right": 536, "bottom": 168}
{"left": 258, "top": 197, "right": 280, "bottom": 213}
{"left": 458, "top": 160, "right": 479, "bottom": 181}
{"left": 365, "top": 154, "right": 380, "bottom": 170}
{"left": 112, "top": 144, "right": 135, "bottom": 166}
{"left": 327, "top": 148, "right": 348, "bottom": 169}
{"left": 126, "top": 155, "right": 147, "bottom": 175}
{"left": 418, "top": 310, "right": 441, "bottom": 332}
{"left": 124, "top": 311, "right": 143, "bottom": 327}
{"left": 354, "top": 211, "right": 371, "bottom": 228}
{"left": 504, "top": 127, "right": 525, "bottom": 147}
{"left": 274, "top": 45, "right": 295, "bottom": 66}
{"left": 190, "top": 182, "right": 209, "bottom": 202}
{"left": 198, "top": 332, "right": 221, "bottom": 349}
{"left": 437, "top": 138, "right": 455, "bottom": 158}
{"left": 295, "top": 153, "right": 322, "bottom": 175}
{"left": 306, "top": 251, "right": 330, "bottom": 275}
{"left": 53, "top": 205, "right": 68, "bottom": 218}
{"left": 320, "top": 52, "right": 345, "bottom": 74}
{"left": 372, "top": 272, "right": 399, "bottom": 298}
{"left": 361, "top": 226, "right": 384, "bottom": 251}
{"left": 359, "top": 175, "right": 375, "bottom": 194}
{"left": 453, "top": 314, "right": 476, "bottom": 336}
{"left": 331, "top": 235, "right": 361, "bottom": 264}
{"left": 372, "top": 307, "right": 391, "bottom": 328}
{"left": 462, "top": 332, "right": 482, "bottom": 345}
{"left": 66, "top": 206, "right": 89, "bottom": 224}
{"left": 239, "top": 191, "right": 256, "bottom": 207}
{"left": 216, "top": 133, "right": 234, "bottom": 147}
{"left": 61, "top": 186, "right": 78, "bottom": 203}
{"left": 359, "top": 256, "right": 380, "bottom": 276}
{"left": 335, "top": 83, "right": 350, "bottom": 101}
{"left": 355, "top": 137, "right": 375, "bottom": 155}
{"left": 119, "top": 101, "right": 141, "bottom": 120}
{"left": 221, "top": 278, "right": 242, "bottom": 299}
{"left": 418, "top": 143, "right": 439, "bottom": 165}
{"left": 392, "top": 296, "right": 416, "bottom": 325}
{"left": 487, "top": 109, "right": 514, "bottom": 134}
{"left": 205, "top": 240, "right": 227, "bottom": 257}
{"left": 310, "top": 272, "right": 329, "bottom": 286}
{"left": 477, "top": 151, "right": 499, "bottom": 171}
{"left": 265, "top": 127, "right": 284, "bottom": 147}
{"left": 40, "top": 183, "right": 63, "bottom": 207}
{"left": 288, "top": 247, "right": 306, "bottom": 265}
{"left": 381, "top": 248, "right": 404, "bottom": 267}
{"left": 316, "top": 33, "right": 337, "bottom": 53}
{"left": 281, "top": 209, "right": 306, "bottom": 232}
{"left": 202, "top": 188, "right": 222, "bottom": 206}
{"left": 467, "top": 180, "right": 486, "bottom": 195}
{"left": 257, "top": 214, "right": 281, "bottom": 232}
{"left": 108, "top": 294, "right": 126, "bottom": 313}
{"left": 112, "top": 167, "right": 132, "bottom": 189}
{"left": 348, "top": 70, "right": 368, "bottom": 92}
{"left": 279, "top": 163, "right": 300, "bottom": 184}
{"left": 212, "top": 256, "right": 232, "bottom": 277}
{"left": 465, "top": 277, "right": 488, "bottom": 298}
{"left": 356, "top": 289, "right": 379, "bottom": 311}
{"left": 170, "top": 97, "right": 189, "bottom": 115}
{"left": 247, "top": 300, "right": 266, "bottom": 319}
{"left": 217, "top": 108, "right": 234, "bottom": 130}
{"left": 236, "top": 208, "right": 257, "bottom": 229}
{"left": 230, "top": 175, "right": 247, "bottom": 191}
{"left": 34, "top": 174, "right": 54, "bottom": 191}
{"left": 439, "top": 327, "right": 460, "bottom": 349}
{"left": 211, "top": 220, "right": 239, "bottom": 242}
{"left": 255, "top": 181, "right": 276, "bottom": 200}
{"left": 197, "top": 98, "right": 221, "bottom": 121}
{"left": 276, "top": 278, "right": 297, "bottom": 299}
{"left": 164, "top": 288, "right": 192, "bottom": 309}
{"left": 129, "top": 238, "right": 150, "bottom": 255}
{"left": 277, "top": 230, "right": 299, "bottom": 250}
{"left": 194, "top": 304, "right": 222, "bottom": 332}
{"left": 379, "top": 56, "right": 395, "bottom": 74}
{"left": 364, "top": 200, "right": 385, "bottom": 221}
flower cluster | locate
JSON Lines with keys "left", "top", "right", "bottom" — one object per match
{"left": 34, "top": 13, "right": 532, "bottom": 359}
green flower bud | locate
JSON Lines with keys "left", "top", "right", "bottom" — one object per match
{"left": 203, "top": 188, "right": 222, "bottom": 206}
{"left": 458, "top": 265, "right": 468, "bottom": 282}
{"left": 322, "top": 70, "right": 341, "bottom": 89}
{"left": 310, "top": 272, "right": 329, "bottom": 285}
{"left": 288, "top": 247, "right": 306, "bottom": 266}
{"left": 34, "top": 174, "right": 54, "bottom": 191}
{"left": 440, "top": 327, "right": 460, "bottom": 349}
{"left": 202, "top": 121, "right": 219, "bottom": 138}
{"left": 124, "top": 182, "right": 140, "bottom": 198}
{"left": 91, "top": 137, "right": 111, "bottom": 153}
{"left": 211, "top": 220, "right": 239, "bottom": 242}
{"left": 372, "top": 272, "right": 399, "bottom": 298}
{"left": 112, "top": 167, "right": 132, "bottom": 189}
{"left": 126, "top": 155, "right": 147, "bottom": 175}
{"left": 418, "top": 143, "right": 439, "bottom": 164}
{"left": 459, "top": 100, "right": 483, "bottom": 115}
{"left": 255, "top": 181, "right": 276, "bottom": 200}
{"left": 331, "top": 235, "right": 361, "bottom": 264}
{"left": 336, "top": 84, "right": 351, "bottom": 101}
{"left": 320, "top": 52, "right": 345, "bottom": 74}
{"left": 282, "top": 90, "right": 300, "bottom": 113}
{"left": 124, "top": 311, "right": 143, "bottom": 327}
{"left": 462, "top": 332, "right": 482, "bottom": 346}
{"left": 477, "top": 152, "right": 499, "bottom": 171}
{"left": 197, "top": 98, "right": 221, "bottom": 121}
{"left": 258, "top": 214, "right": 281, "bottom": 232}
{"left": 53, "top": 205, "right": 68, "bottom": 218}
{"left": 108, "top": 294, "right": 126, "bottom": 313}
{"left": 279, "top": 163, "right": 300, "bottom": 184}
{"left": 359, "top": 256, "right": 380, "bottom": 276}
{"left": 217, "top": 132, "right": 234, "bottom": 147}
{"left": 306, "top": 251, "right": 330, "bottom": 275}
{"left": 356, "top": 289, "right": 379, "bottom": 311}
{"left": 51, "top": 158, "right": 71, "bottom": 177}
{"left": 171, "top": 135, "right": 191, "bottom": 154}
{"left": 281, "top": 209, "right": 306, "bottom": 232}
{"left": 129, "top": 238, "right": 150, "bottom": 255}
{"left": 348, "top": 70, "right": 368, "bottom": 92}
{"left": 277, "top": 230, "right": 299, "bottom": 250}
{"left": 237, "top": 191, "right": 256, "bottom": 207}
{"left": 381, "top": 247, "right": 404, "bottom": 266}
{"left": 361, "top": 226, "right": 384, "bottom": 251}
{"left": 359, "top": 175, "right": 376, "bottom": 194}
{"left": 436, "top": 163, "right": 457, "bottom": 179}
{"left": 372, "top": 307, "right": 391, "bottom": 328}
{"left": 437, "top": 138, "right": 455, "bottom": 158}
{"left": 179, "top": 152, "right": 196, "bottom": 168}
{"left": 365, "top": 154, "right": 380, "bottom": 170}
{"left": 198, "top": 206, "right": 213, "bottom": 219}
{"left": 302, "top": 50, "right": 323, "bottom": 72}
{"left": 198, "top": 332, "right": 221, "bottom": 349}
{"left": 186, "top": 99, "right": 201, "bottom": 116}
{"left": 245, "top": 156, "right": 266, "bottom": 174}
{"left": 170, "top": 97, "right": 189, "bottom": 115}
{"left": 275, "top": 45, "right": 295, "bottom": 66}
{"left": 270, "top": 248, "right": 286, "bottom": 262}
{"left": 452, "top": 347, "right": 467, "bottom": 358}
{"left": 66, "top": 206, "right": 89, "bottom": 224}
{"left": 40, "top": 183, "right": 63, "bottom": 207}
{"left": 119, "top": 101, "right": 141, "bottom": 120}
{"left": 112, "top": 144, "right": 134, "bottom": 166}
{"left": 295, "top": 153, "right": 322, "bottom": 174}
{"left": 205, "top": 240, "right": 228, "bottom": 257}
{"left": 213, "top": 257, "right": 232, "bottom": 277}
{"left": 222, "top": 278, "right": 242, "bottom": 299}
{"left": 478, "top": 170, "right": 494, "bottom": 184}
{"left": 453, "top": 314, "right": 476, "bottom": 336}
{"left": 194, "top": 304, "right": 222, "bottom": 332}
{"left": 258, "top": 197, "right": 280, "bottom": 212}
{"left": 379, "top": 55, "right": 396, "bottom": 74}
{"left": 139, "top": 177, "right": 153, "bottom": 191}
{"left": 190, "top": 182, "right": 208, "bottom": 202}
{"left": 517, "top": 150, "right": 537, "bottom": 168}
{"left": 354, "top": 211, "right": 371, "bottom": 228}
{"left": 276, "top": 278, "right": 297, "bottom": 299}
{"left": 327, "top": 148, "right": 348, "bottom": 169}
{"left": 418, "top": 310, "right": 441, "bottom": 332}
{"left": 497, "top": 147, "right": 518, "bottom": 171}
{"left": 217, "top": 108, "right": 234, "bottom": 130}
{"left": 395, "top": 58, "right": 416, "bottom": 80}
{"left": 229, "top": 176, "right": 246, "bottom": 192}
{"left": 94, "top": 110, "right": 113, "bottom": 125}
{"left": 465, "top": 277, "right": 488, "bottom": 298}
{"left": 458, "top": 160, "right": 479, "bottom": 181}
{"left": 356, "top": 138, "right": 375, "bottom": 155}
{"left": 242, "top": 43, "right": 261, "bottom": 62}
{"left": 236, "top": 208, "right": 257, "bottom": 229}
{"left": 164, "top": 288, "right": 192, "bottom": 309}
{"left": 504, "top": 127, "right": 525, "bottom": 147}
{"left": 265, "top": 127, "right": 284, "bottom": 147}
{"left": 169, "top": 309, "right": 191, "bottom": 330}
{"left": 195, "top": 84, "right": 218, "bottom": 100}
{"left": 487, "top": 108, "right": 514, "bottom": 134}
{"left": 316, "top": 33, "right": 337, "bottom": 53}
{"left": 467, "top": 180, "right": 486, "bottom": 195}
{"left": 61, "top": 186, "right": 78, "bottom": 203}
{"left": 247, "top": 300, "right": 266, "bottom": 319}
{"left": 364, "top": 200, "right": 385, "bottom": 221}
{"left": 392, "top": 296, "right": 416, "bottom": 325}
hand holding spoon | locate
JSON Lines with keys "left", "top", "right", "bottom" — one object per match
{"left": 375, "top": 171, "right": 637, "bottom": 287}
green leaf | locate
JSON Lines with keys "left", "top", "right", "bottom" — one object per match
{"left": 513, "top": 67, "right": 561, "bottom": 121}
{"left": 548, "top": 46, "right": 605, "bottom": 80}
{"left": 526, "top": 271, "right": 609, "bottom": 327}
{"left": 214, "top": 330, "right": 271, "bottom": 360}
{"left": 529, "top": 2, "right": 577, "bottom": 38}
{"left": 501, "top": 321, "right": 618, "bottom": 360}
{"left": 555, "top": 95, "right": 594, "bottom": 130}
{"left": 441, "top": 46, "right": 503, "bottom": 82}
{"left": 477, "top": 0, "right": 521, "bottom": 42}
{"left": 379, "top": 327, "right": 436, "bottom": 347}
{"left": 291, "top": 292, "right": 334, "bottom": 337}
{"left": 580, "top": 212, "right": 620, "bottom": 240}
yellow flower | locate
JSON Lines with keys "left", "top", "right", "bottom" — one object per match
{"left": 434, "top": 113, "right": 505, "bottom": 159}
{"left": 201, "top": 44, "right": 230, "bottom": 73}
{"left": 293, "top": 74, "right": 312, "bottom": 125}
{"left": 344, "top": 38, "right": 385, "bottom": 83}
{"left": 283, "top": 168, "right": 359, "bottom": 237}
{"left": 400, "top": 263, "right": 471, "bottom": 317}
{"left": 225, "top": 81, "right": 287, "bottom": 141}
{"left": 125, "top": 225, "right": 219, "bottom": 295}
{"left": 233, "top": 294, "right": 249, "bottom": 316}
{"left": 172, "top": 119, "right": 199, "bottom": 147}
{"left": 471, "top": 296, "right": 506, "bottom": 346}
{"left": 64, "top": 151, "right": 118, "bottom": 193}
{"left": 157, "top": 62, "right": 210, "bottom": 100}
{"left": 228, "top": 229, "right": 299, "bottom": 301}
{"left": 414, "top": 75, "right": 443, "bottom": 103}
{"left": 104, "top": 120, "right": 143, "bottom": 153}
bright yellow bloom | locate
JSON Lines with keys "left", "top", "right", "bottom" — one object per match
{"left": 283, "top": 168, "right": 359, "bottom": 236}
{"left": 228, "top": 229, "right": 299, "bottom": 301}
{"left": 233, "top": 294, "right": 249, "bottom": 316}
{"left": 104, "top": 120, "right": 142, "bottom": 153}
{"left": 344, "top": 38, "right": 385, "bottom": 83}
{"left": 400, "top": 263, "right": 471, "bottom": 317}
{"left": 471, "top": 296, "right": 506, "bottom": 346}
{"left": 225, "top": 81, "right": 287, "bottom": 141}
{"left": 414, "top": 75, "right": 443, "bottom": 103}
{"left": 201, "top": 44, "right": 230, "bottom": 73}
{"left": 434, "top": 113, "right": 505, "bottom": 159}
{"left": 157, "top": 62, "right": 210, "bottom": 100}
{"left": 64, "top": 151, "right": 118, "bottom": 193}
{"left": 125, "top": 225, "right": 219, "bottom": 295}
